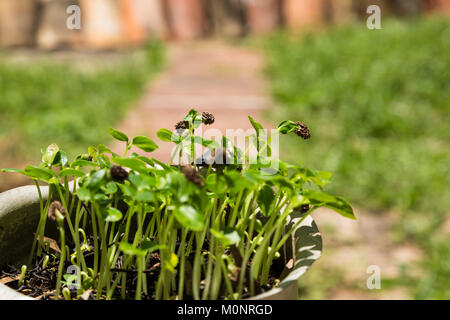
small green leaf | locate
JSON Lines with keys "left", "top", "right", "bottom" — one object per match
{"left": 98, "top": 144, "right": 113, "bottom": 155}
{"left": 112, "top": 157, "right": 148, "bottom": 173}
{"left": 157, "top": 128, "right": 180, "bottom": 143}
{"left": 248, "top": 116, "right": 264, "bottom": 132}
{"left": 174, "top": 205, "right": 204, "bottom": 231}
{"left": 24, "top": 166, "right": 57, "bottom": 182}
{"left": 132, "top": 136, "right": 159, "bottom": 152}
{"left": 277, "top": 120, "right": 297, "bottom": 134}
{"left": 103, "top": 181, "right": 118, "bottom": 194}
{"left": 71, "top": 159, "right": 97, "bottom": 168}
{"left": 1, "top": 168, "right": 25, "bottom": 175}
{"left": 109, "top": 128, "right": 128, "bottom": 142}
{"left": 210, "top": 227, "right": 241, "bottom": 247}
{"left": 59, "top": 168, "right": 85, "bottom": 178}
{"left": 76, "top": 187, "right": 91, "bottom": 201}
{"left": 104, "top": 207, "right": 123, "bottom": 222}
{"left": 41, "top": 144, "right": 60, "bottom": 166}
{"left": 302, "top": 190, "right": 356, "bottom": 220}
{"left": 119, "top": 242, "right": 146, "bottom": 256}
{"left": 86, "top": 169, "right": 106, "bottom": 188}
{"left": 257, "top": 185, "right": 275, "bottom": 216}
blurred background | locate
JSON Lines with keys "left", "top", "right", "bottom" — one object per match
{"left": 0, "top": 0, "right": 449, "bottom": 299}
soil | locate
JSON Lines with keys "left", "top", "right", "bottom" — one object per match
{"left": 1, "top": 237, "right": 286, "bottom": 300}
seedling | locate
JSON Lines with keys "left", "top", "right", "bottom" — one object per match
{"left": 2, "top": 109, "right": 355, "bottom": 300}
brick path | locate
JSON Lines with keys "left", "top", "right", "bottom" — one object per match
{"left": 115, "top": 41, "right": 272, "bottom": 162}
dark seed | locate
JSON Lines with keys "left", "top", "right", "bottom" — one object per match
{"left": 295, "top": 121, "right": 311, "bottom": 140}
{"left": 175, "top": 121, "right": 189, "bottom": 130}
{"left": 201, "top": 112, "right": 215, "bottom": 125}
{"left": 48, "top": 201, "right": 66, "bottom": 222}
{"left": 182, "top": 165, "right": 203, "bottom": 187}
{"left": 110, "top": 165, "right": 129, "bottom": 183}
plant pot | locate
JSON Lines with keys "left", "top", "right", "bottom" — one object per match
{"left": 246, "top": 0, "right": 282, "bottom": 35}
{"left": 0, "top": 0, "right": 37, "bottom": 47}
{"left": 0, "top": 186, "right": 322, "bottom": 300}
{"left": 283, "top": 0, "right": 327, "bottom": 30}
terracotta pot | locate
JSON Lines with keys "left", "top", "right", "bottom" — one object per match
{"left": 283, "top": 0, "right": 326, "bottom": 29}
{"left": 246, "top": 0, "right": 282, "bottom": 35}
{"left": 166, "top": 0, "right": 204, "bottom": 40}
{"left": 37, "top": 0, "right": 80, "bottom": 50}
{"left": 79, "top": 0, "right": 124, "bottom": 49}
{"left": 423, "top": 0, "right": 450, "bottom": 13}
{"left": 0, "top": 0, "right": 37, "bottom": 47}
{"left": 0, "top": 185, "right": 322, "bottom": 300}
{"left": 329, "top": 0, "right": 358, "bottom": 24}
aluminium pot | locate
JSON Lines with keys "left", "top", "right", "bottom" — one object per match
{"left": 0, "top": 186, "right": 322, "bottom": 300}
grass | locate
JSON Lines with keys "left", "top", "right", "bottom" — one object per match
{"left": 0, "top": 40, "right": 165, "bottom": 186}
{"left": 263, "top": 17, "right": 450, "bottom": 299}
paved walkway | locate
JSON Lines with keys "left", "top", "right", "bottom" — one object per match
{"left": 115, "top": 41, "right": 272, "bottom": 162}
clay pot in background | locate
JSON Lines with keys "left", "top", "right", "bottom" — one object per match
{"left": 166, "top": 0, "right": 204, "bottom": 40}
{"left": 79, "top": 0, "right": 124, "bottom": 49}
{"left": 0, "top": 0, "right": 37, "bottom": 47}
{"left": 37, "top": 0, "right": 80, "bottom": 50}
{"left": 124, "top": 0, "right": 169, "bottom": 39}
{"left": 423, "top": 0, "right": 450, "bottom": 13}
{"left": 328, "top": 0, "right": 358, "bottom": 24}
{"left": 245, "top": 0, "right": 282, "bottom": 35}
{"left": 283, "top": 0, "right": 326, "bottom": 30}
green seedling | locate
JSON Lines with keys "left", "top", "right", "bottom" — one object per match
{"left": 2, "top": 109, "right": 355, "bottom": 300}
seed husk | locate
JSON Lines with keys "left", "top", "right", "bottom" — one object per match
{"left": 182, "top": 165, "right": 203, "bottom": 187}
{"left": 295, "top": 121, "right": 311, "bottom": 140}
{"left": 202, "top": 112, "right": 215, "bottom": 125}
{"left": 110, "top": 165, "right": 129, "bottom": 183}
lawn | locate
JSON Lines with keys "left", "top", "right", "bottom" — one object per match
{"left": 0, "top": 40, "right": 165, "bottom": 189}
{"left": 263, "top": 17, "right": 450, "bottom": 299}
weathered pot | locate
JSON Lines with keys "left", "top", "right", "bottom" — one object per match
{"left": 0, "top": 186, "right": 322, "bottom": 300}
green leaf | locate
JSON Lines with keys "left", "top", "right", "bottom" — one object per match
{"left": 210, "top": 227, "right": 241, "bottom": 247}
{"left": 248, "top": 116, "right": 264, "bottom": 132}
{"left": 257, "top": 185, "right": 275, "bottom": 216}
{"left": 157, "top": 128, "right": 181, "bottom": 143}
{"left": 277, "top": 120, "right": 297, "bottom": 134}
{"left": 24, "top": 166, "right": 57, "bottom": 182}
{"left": 86, "top": 169, "right": 106, "bottom": 188}
{"left": 135, "top": 190, "right": 154, "bottom": 202}
{"left": 108, "top": 128, "right": 128, "bottom": 142}
{"left": 119, "top": 242, "right": 146, "bottom": 256}
{"left": 174, "top": 205, "right": 204, "bottom": 231}
{"left": 59, "top": 150, "right": 69, "bottom": 167}
{"left": 1, "top": 168, "right": 25, "bottom": 175}
{"left": 119, "top": 241, "right": 164, "bottom": 257}
{"left": 76, "top": 187, "right": 91, "bottom": 201}
{"left": 104, "top": 207, "right": 123, "bottom": 222}
{"left": 98, "top": 144, "right": 113, "bottom": 155}
{"left": 132, "top": 136, "right": 158, "bottom": 152}
{"left": 102, "top": 181, "right": 118, "bottom": 194}
{"left": 112, "top": 157, "right": 148, "bottom": 173}
{"left": 302, "top": 190, "right": 356, "bottom": 220}
{"left": 41, "top": 144, "right": 60, "bottom": 166}
{"left": 59, "top": 168, "right": 85, "bottom": 178}
{"left": 71, "top": 159, "right": 97, "bottom": 168}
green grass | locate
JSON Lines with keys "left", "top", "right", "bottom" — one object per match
{"left": 263, "top": 17, "right": 450, "bottom": 299}
{"left": 0, "top": 40, "right": 165, "bottom": 172}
